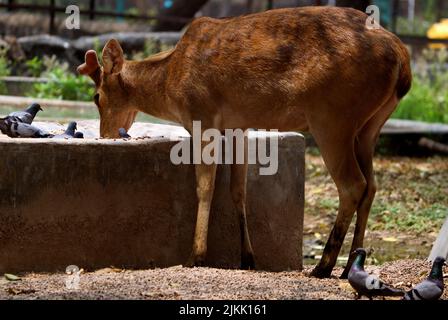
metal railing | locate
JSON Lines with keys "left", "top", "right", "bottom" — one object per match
{"left": 0, "top": 0, "right": 192, "bottom": 34}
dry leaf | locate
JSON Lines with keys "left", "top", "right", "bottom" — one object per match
{"left": 4, "top": 274, "right": 21, "bottom": 281}
{"left": 382, "top": 237, "right": 398, "bottom": 242}
{"left": 7, "top": 287, "right": 35, "bottom": 295}
{"left": 338, "top": 281, "right": 355, "bottom": 292}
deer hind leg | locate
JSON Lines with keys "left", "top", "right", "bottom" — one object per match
{"left": 310, "top": 130, "right": 367, "bottom": 278}
{"left": 185, "top": 157, "right": 218, "bottom": 267}
{"left": 341, "top": 94, "right": 399, "bottom": 278}
{"left": 230, "top": 135, "right": 255, "bottom": 270}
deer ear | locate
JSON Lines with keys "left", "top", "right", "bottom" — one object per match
{"left": 77, "top": 50, "right": 101, "bottom": 86}
{"left": 102, "top": 39, "right": 124, "bottom": 75}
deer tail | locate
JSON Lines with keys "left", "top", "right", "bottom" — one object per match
{"left": 395, "top": 43, "right": 412, "bottom": 99}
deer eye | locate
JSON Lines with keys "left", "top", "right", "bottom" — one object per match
{"left": 94, "top": 93, "right": 100, "bottom": 106}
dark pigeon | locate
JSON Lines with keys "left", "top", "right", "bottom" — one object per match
{"left": 1, "top": 103, "right": 43, "bottom": 124}
{"left": 403, "top": 257, "right": 446, "bottom": 300}
{"left": 0, "top": 118, "right": 52, "bottom": 138}
{"left": 118, "top": 128, "right": 131, "bottom": 139}
{"left": 348, "top": 248, "right": 405, "bottom": 300}
{"left": 52, "top": 122, "right": 77, "bottom": 139}
{"left": 74, "top": 132, "right": 84, "bottom": 139}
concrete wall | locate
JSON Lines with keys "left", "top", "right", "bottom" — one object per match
{"left": 0, "top": 130, "right": 304, "bottom": 273}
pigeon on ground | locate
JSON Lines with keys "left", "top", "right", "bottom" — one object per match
{"left": 1, "top": 103, "right": 43, "bottom": 124}
{"left": 403, "top": 257, "right": 446, "bottom": 300}
{"left": 348, "top": 248, "right": 405, "bottom": 300}
{"left": 52, "top": 122, "right": 77, "bottom": 139}
{"left": 118, "top": 128, "right": 131, "bottom": 139}
{"left": 0, "top": 119, "right": 52, "bottom": 138}
{"left": 74, "top": 132, "right": 84, "bottom": 139}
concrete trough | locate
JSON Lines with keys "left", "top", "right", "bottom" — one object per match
{"left": 0, "top": 124, "right": 305, "bottom": 273}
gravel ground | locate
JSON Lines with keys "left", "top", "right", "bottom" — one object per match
{"left": 0, "top": 260, "right": 446, "bottom": 300}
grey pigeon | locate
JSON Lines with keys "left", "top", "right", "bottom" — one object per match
{"left": 118, "top": 128, "right": 131, "bottom": 139}
{"left": 348, "top": 248, "right": 405, "bottom": 299}
{"left": 1, "top": 103, "right": 43, "bottom": 124}
{"left": 52, "top": 122, "right": 77, "bottom": 139}
{"left": 74, "top": 132, "right": 84, "bottom": 139}
{"left": 403, "top": 257, "right": 446, "bottom": 300}
{"left": 0, "top": 119, "right": 52, "bottom": 138}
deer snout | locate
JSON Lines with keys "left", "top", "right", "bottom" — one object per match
{"left": 99, "top": 110, "right": 137, "bottom": 139}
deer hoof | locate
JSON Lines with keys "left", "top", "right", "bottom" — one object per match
{"left": 310, "top": 266, "right": 332, "bottom": 279}
{"left": 340, "top": 259, "right": 354, "bottom": 279}
{"left": 340, "top": 268, "right": 350, "bottom": 279}
{"left": 241, "top": 253, "right": 255, "bottom": 270}
{"left": 184, "top": 253, "right": 205, "bottom": 268}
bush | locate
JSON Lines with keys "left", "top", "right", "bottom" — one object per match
{"left": 130, "top": 39, "right": 174, "bottom": 60}
{"left": 25, "top": 56, "right": 44, "bottom": 78}
{"left": 28, "top": 56, "right": 94, "bottom": 101}
{"left": 30, "top": 67, "right": 94, "bottom": 101}
{"left": 0, "top": 48, "right": 11, "bottom": 94}
{"left": 393, "top": 48, "right": 448, "bottom": 123}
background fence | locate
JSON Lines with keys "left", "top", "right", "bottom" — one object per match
{"left": 0, "top": 0, "right": 447, "bottom": 46}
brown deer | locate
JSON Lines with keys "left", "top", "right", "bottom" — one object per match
{"left": 78, "top": 6, "right": 411, "bottom": 278}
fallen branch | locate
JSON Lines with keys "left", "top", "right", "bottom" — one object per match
{"left": 418, "top": 137, "right": 448, "bottom": 154}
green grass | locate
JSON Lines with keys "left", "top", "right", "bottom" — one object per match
{"left": 318, "top": 198, "right": 339, "bottom": 211}
{"left": 369, "top": 202, "right": 448, "bottom": 233}
{"left": 306, "top": 154, "right": 448, "bottom": 235}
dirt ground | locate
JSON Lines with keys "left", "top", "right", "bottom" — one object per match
{"left": 0, "top": 259, "right": 446, "bottom": 300}
{"left": 302, "top": 153, "right": 448, "bottom": 266}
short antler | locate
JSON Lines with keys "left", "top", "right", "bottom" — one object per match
{"left": 77, "top": 50, "right": 101, "bottom": 86}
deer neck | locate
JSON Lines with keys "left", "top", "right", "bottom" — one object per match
{"left": 122, "top": 55, "right": 181, "bottom": 124}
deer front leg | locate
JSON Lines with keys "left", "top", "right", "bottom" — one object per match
{"left": 185, "top": 161, "right": 218, "bottom": 267}
{"left": 231, "top": 159, "right": 255, "bottom": 270}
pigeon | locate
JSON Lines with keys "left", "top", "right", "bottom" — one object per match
{"left": 348, "top": 248, "right": 405, "bottom": 300}
{"left": 118, "top": 128, "right": 131, "bottom": 139}
{"left": 52, "top": 122, "right": 77, "bottom": 139}
{"left": 74, "top": 132, "right": 84, "bottom": 139}
{"left": 0, "top": 119, "right": 52, "bottom": 138}
{"left": 403, "top": 256, "right": 446, "bottom": 300}
{"left": 1, "top": 103, "right": 43, "bottom": 124}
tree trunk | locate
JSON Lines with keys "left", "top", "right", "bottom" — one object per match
{"left": 336, "top": 0, "right": 370, "bottom": 11}
{"left": 153, "top": 0, "right": 210, "bottom": 31}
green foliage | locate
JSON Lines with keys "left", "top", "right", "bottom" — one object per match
{"left": 93, "top": 38, "right": 103, "bottom": 64}
{"left": 25, "top": 56, "right": 44, "bottom": 78}
{"left": 30, "top": 67, "right": 94, "bottom": 101}
{"left": 28, "top": 57, "right": 94, "bottom": 101}
{"left": 131, "top": 39, "right": 174, "bottom": 60}
{"left": 396, "top": 17, "right": 434, "bottom": 36}
{"left": 424, "top": 0, "right": 437, "bottom": 22}
{"left": 393, "top": 48, "right": 448, "bottom": 123}
{"left": 0, "top": 49, "right": 10, "bottom": 77}
{"left": 0, "top": 48, "right": 11, "bottom": 94}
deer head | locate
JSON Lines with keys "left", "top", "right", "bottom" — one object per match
{"left": 77, "top": 39, "right": 138, "bottom": 138}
